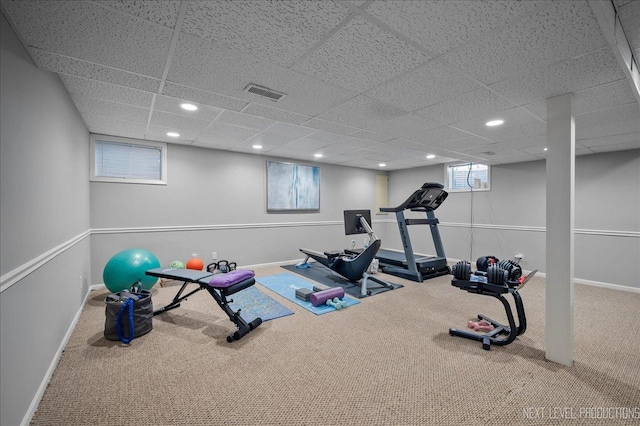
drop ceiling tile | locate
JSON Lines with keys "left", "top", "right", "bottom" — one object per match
{"left": 489, "top": 48, "right": 627, "bottom": 106}
{"left": 451, "top": 107, "right": 542, "bottom": 136}
{"left": 347, "top": 129, "right": 392, "bottom": 142}
{"left": 244, "top": 133, "right": 299, "bottom": 150}
{"left": 146, "top": 125, "right": 199, "bottom": 143}
{"left": 153, "top": 95, "right": 223, "bottom": 121}
{"left": 471, "top": 121, "right": 547, "bottom": 144}
{"left": 303, "top": 119, "right": 360, "bottom": 136}
{"left": 383, "top": 139, "right": 457, "bottom": 158}
{"left": 366, "top": 0, "right": 548, "bottom": 55}
{"left": 415, "top": 88, "right": 516, "bottom": 124}
{"left": 522, "top": 80, "right": 639, "bottom": 118}
{"left": 313, "top": 143, "right": 360, "bottom": 158}
{"left": 429, "top": 135, "right": 494, "bottom": 151}
{"left": 306, "top": 130, "right": 351, "bottom": 144}
{"left": 283, "top": 138, "right": 331, "bottom": 151}
{"left": 365, "top": 59, "right": 480, "bottom": 111}
{"left": 460, "top": 145, "right": 539, "bottom": 162}
{"left": 578, "top": 132, "right": 640, "bottom": 148}
{"left": 70, "top": 94, "right": 149, "bottom": 123}
{"left": 499, "top": 134, "right": 547, "bottom": 150}
{"left": 83, "top": 115, "right": 147, "bottom": 139}
{"left": 263, "top": 122, "right": 316, "bottom": 139}
{"left": 341, "top": 137, "right": 381, "bottom": 149}
{"left": 59, "top": 75, "right": 153, "bottom": 107}
{"left": 291, "top": 15, "right": 430, "bottom": 93}
{"left": 99, "top": 0, "right": 181, "bottom": 28}
{"left": 366, "top": 113, "right": 444, "bottom": 140}
{"left": 191, "top": 140, "right": 233, "bottom": 150}
{"left": 268, "top": 146, "right": 315, "bottom": 159}
{"left": 215, "top": 110, "right": 275, "bottom": 131}
{"left": 161, "top": 82, "right": 247, "bottom": 112}
{"left": 169, "top": 32, "right": 356, "bottom": 116}
{"left": 242, "top": 104, "right": 311, "bottom": 125}
{"left": 149, "top": 110, "right": 211, "bottom": 132}
{"left": 355, "top": 149, "right": 395, "bottom": 162}
{"left": 441, "top": 1, "right": 608, "bottom": 85}
{"left": 196, "top": 122, "right": 260, "bottom": 145}
{"left": 328, "top": 150, "right": 367, "bottom": 163}
{"left": 521, "top": 146, "right": 549, "bottom": 157}
{"left": 3, "top": 1, "right": 173, "bottom": 77}
{"left": 577, "top": 119, "right": 639, "bottom": 139}
{"left": 378, "top": 147, "right": 426, "bottom": 161}
{"left": 317, "top": 95, "right": 407, "bottom": 129}
{"left": 617, "top": 0, "right": 640, "bottom": 49}
{"left": 411, "top": 125, "right": 471, "bottom": 145}
{"left": 182, "top": 0, "right": 351, "bottom": 68}
{"left": 31, "top": 49, "right": 161, "bottom": 92}
{"left": 378, "top": 138, "right": 421, "bottom": 149}
{"left": 575, "top": 147, "right": 595, "bottom": 156}
{"left": 589, "top": 140, "right": 640, "bottom": 152}
{"left": 576, "top": 103, "right": 639, "bottom": 129}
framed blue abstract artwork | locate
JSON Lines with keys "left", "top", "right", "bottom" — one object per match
{"left": 266, "top": 161, "right": 320, "bottom": 211}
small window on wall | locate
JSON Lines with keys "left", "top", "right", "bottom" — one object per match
{"left": 445, "top": 162, "right": 490, "bottom": 192}
{"left": 90, "top": 135, "right": 167, "bottom": 185}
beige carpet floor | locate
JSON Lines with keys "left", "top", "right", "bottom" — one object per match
{"left": 30, "top": 265, "right": 640, "bottom": 425}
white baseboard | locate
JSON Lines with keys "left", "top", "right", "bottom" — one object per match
{"left": 575, "top": 277, "right": 640, "bottom": 293}
{"left": 22, "top": 286, "right": 94, "bottom": 426}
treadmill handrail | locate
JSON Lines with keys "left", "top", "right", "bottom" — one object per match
{"left": 380, "top": 182, "right": 448, "bottom": 213}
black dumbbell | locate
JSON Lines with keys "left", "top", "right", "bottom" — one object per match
{"left": 476, "top": 255, "right": 499, "bottom": 272}
{"left": 452, "top": 261, "right": 471, "bottom": 280}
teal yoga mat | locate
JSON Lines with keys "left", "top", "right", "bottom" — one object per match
{"left": 229, "top": 285, "right": 294, "bottom": 323}
{"left": 282, "top": 263, "right": 403, "bottom": 299}
{"left": 256, "top": 273, "right": 360, "bottom": 315}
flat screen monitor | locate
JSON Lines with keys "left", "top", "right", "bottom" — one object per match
{"left": 343, "top": 209, "right": 372, "bottom": 235}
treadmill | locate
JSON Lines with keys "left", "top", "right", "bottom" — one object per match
{"left": 376, "top": 182, "right": 450, "bottom": 282}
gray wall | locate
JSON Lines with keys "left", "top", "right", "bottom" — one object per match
{"left": 90, "top": 144, "right": 389, "bottom": 284}
{"left": 0, "top": 13, "right": 91, "bottom": 426}
{"left": 387, "top": 150, "right": 640, "bottom": 288}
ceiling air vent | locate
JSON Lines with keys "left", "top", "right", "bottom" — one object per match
{"left": 244, "top": 84, "right": 286, "bottom": 102}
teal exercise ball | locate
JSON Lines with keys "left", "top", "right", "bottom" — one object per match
{"left": 103, "top": 248, "right": 161, "bottom": 293}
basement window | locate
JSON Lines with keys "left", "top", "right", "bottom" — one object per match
{"left": 90, "top": 135, "right": 167, "bottom": 185}
{"left": 445, "top": 162, "right": 490, "bottom": 192}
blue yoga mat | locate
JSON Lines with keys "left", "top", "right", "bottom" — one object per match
{"left": 229, "top": 285, "right": 294, "bottom": 323}
{"left": 256, "top": 273, "right": 360, "bottom": 315}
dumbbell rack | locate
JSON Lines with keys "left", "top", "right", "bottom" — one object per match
{"left": 449, "top": 275, "right": 527, "bottom": 350}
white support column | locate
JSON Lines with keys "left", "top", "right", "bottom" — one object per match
{"left": 545, "top": 94, "right": 575, "bottom": 366}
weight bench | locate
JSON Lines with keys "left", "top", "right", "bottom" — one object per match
{"left": 145, "top": 267, "right": 262, "bottom": 342}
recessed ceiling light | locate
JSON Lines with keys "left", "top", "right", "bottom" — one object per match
{"left": 379, "top": 163, "right": 386, "bottom": 167}
{"left": 314, "top": 153, "right": 323, "bottom": 158}
{"left": 426, "top": 154, "right": 436, "bottom": 159}
{"left": 486, "top": 119, "right": 504, "bottom": 127}
{"left": 252, "top": 144, "right": 263, "bottom": 149}
{"left": 167, "top": 132, "right": 180, "bottom": 137}
{"left": 544, "top": 147, "right": 548, "bottom": 151}
{"left": 180, "top": 103, "right": 198, "bottom": 111}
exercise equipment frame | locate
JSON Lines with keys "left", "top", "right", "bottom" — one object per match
{"left": 146, "top": 268, "right": 262, "bottom": 342}
{"left": 449, "top": 269, "right": 537, "bottom": 350}
{"left": 377, "top": 182, "right": 450, "bottom": 282}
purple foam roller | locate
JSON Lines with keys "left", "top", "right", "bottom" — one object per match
{"left": 310, "top": 287, "right": 345, "bottom": 306}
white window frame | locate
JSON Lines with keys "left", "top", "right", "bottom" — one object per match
{"left": 90, "top": 134, "right": 167, "bottom": 185}
{"left": 444, "top": 162, "right": 491, "bottom": 193}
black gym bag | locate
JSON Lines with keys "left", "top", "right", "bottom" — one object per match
{"left": 104, "top": 290, "right": 153, "bottom": 343}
